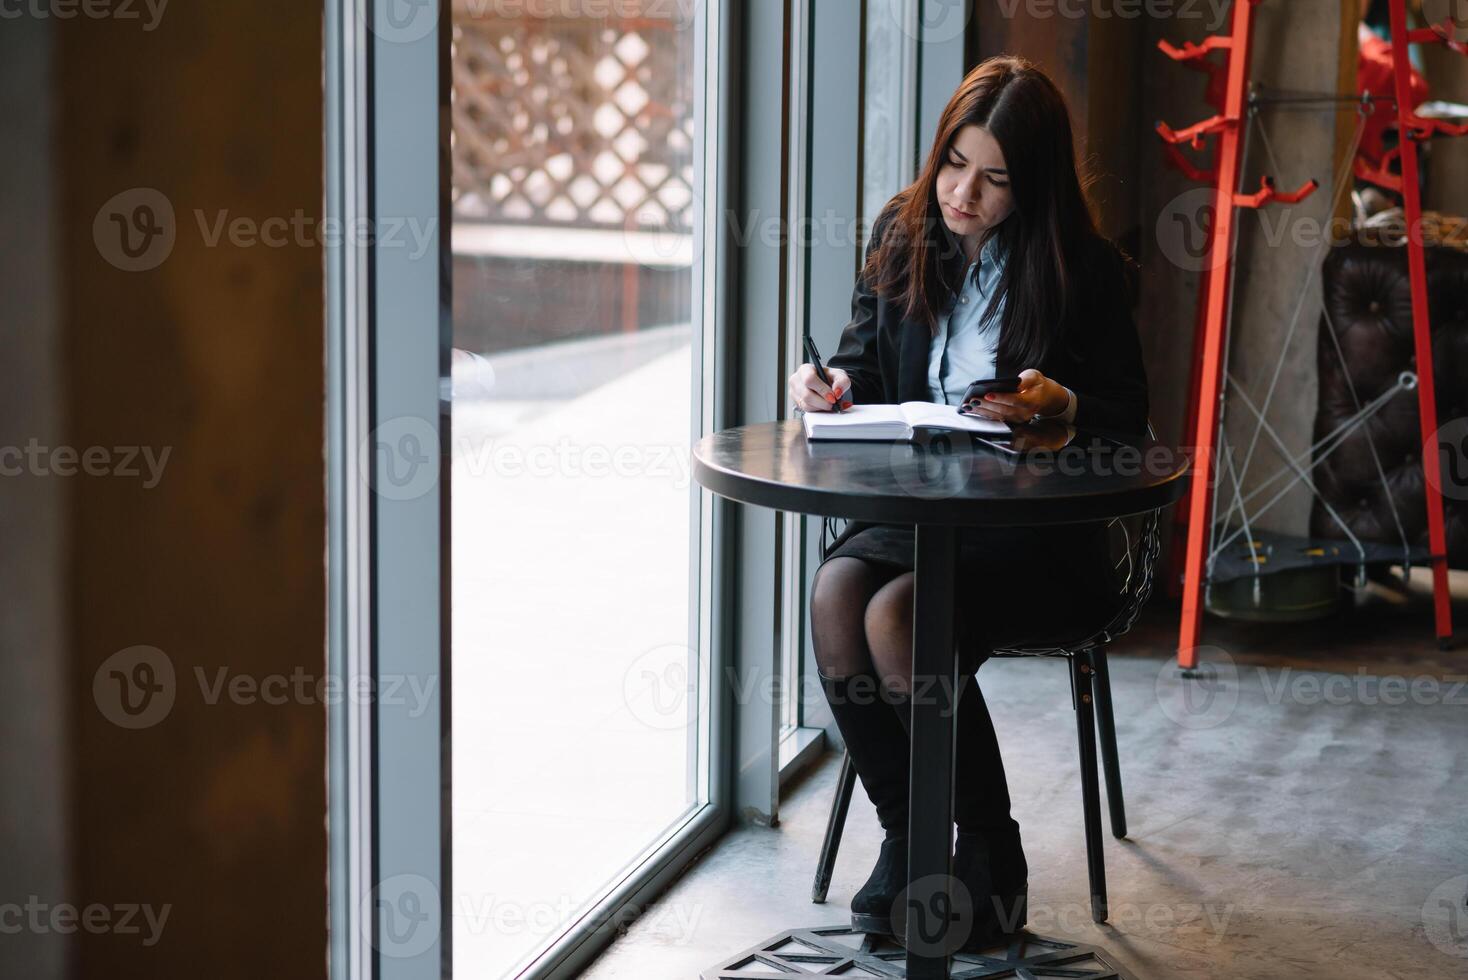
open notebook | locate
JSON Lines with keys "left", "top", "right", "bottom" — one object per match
{"left": 801, "top": 401, "right": 1010, "bottom": 441}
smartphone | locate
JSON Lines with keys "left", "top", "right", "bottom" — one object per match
{"left": 961, "top": 376, "right": 1021, "bottom": 404}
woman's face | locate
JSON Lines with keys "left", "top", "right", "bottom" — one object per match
{"left": 935, "top": 124, "right": 1014, "bottom": 251}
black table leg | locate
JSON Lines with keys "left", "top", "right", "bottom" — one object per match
{"left": 905, "top": 524, "right": 959, "bottom": 978}
{"left": 1072, "top": 652, "right": 1109, "bottom": 923}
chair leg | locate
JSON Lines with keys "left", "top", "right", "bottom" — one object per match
{"left": 1089, "top": 646, "right": 1128, "bottom": 839}
{"left": 812, "top": 750, "right": 858, "bottom": 904}
{"left": 1071, "top": 655, "right": 1109, "bottom": 923}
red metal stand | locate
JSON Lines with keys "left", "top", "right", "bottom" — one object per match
{"left": 1161, "top": 0, "right": 1464, "bottom": 666}
{"left": 1160, "top": 40, "right": 1226, "bottom": 600}
{"left": 1158, "top": 0, "right": 1318, "bottom": 669}
{"left": 1384, "top": 0, "right": 1466, "bottom": 650}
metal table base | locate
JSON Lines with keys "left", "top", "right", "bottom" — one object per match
{"left": 702, "top": 924, "right": 1132, "bottom": 978}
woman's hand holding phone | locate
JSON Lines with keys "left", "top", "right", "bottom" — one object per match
{"left": 789, "top": 363, "right": 852, "bottom": 412}
{"left": 961, "top": 368, "right": 1068, "bottom": 423}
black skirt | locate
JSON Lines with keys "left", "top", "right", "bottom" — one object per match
{"left": 819, "top": 519, "right": 1119, "bottom": 673}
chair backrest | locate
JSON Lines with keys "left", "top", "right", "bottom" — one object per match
{"left": 995, "top": 421, "right": 1164, "bottom": 656}
{"left": 818, "top": 423, "right": 1166, "bottom": 656}
{"left": 988, "top": 509, "right": 1161, "bottom": 659}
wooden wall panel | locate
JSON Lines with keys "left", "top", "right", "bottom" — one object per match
{"left": 58, "top": 3, "right": 327, "bottom": 978}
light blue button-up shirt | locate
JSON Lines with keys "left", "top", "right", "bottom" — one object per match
{"left": 926, "top": 233, "right": 1078, "bottom": 422}
{"left": 927, "top": 234, "right": 1006, "bottom": 406}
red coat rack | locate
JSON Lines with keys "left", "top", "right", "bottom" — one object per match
{"left": 1159, "top": 0, "right": 1467, "bottom": 668}
{"left": 1157, "top": 0, "right": 1316, "bottom": 670}
{"left": 1158, "top": 34, "right": 1226, "bottom": 600}
{"left": 1378, "top": 0, "right": 1468, "bottom": 649}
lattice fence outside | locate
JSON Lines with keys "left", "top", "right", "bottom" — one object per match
{"left": 451, "top": 0, "right": 696, "bottom": 235}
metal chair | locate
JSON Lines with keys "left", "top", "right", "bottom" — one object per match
{"left": 809, "top": 501, "right": 1163, "bottom": 925}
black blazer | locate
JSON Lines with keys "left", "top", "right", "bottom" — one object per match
{"left": 822, "top": 208, "right": 1151, "bottom": 613}
{"left": 827, "top": 208, "right": 1150, "bottom": 437}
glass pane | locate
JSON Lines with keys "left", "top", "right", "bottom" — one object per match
{"left": 862, "top": 0, "right": 914, "bottom": 219}
{"left": 449, "top": 1, "right": 704, "bottom": 975}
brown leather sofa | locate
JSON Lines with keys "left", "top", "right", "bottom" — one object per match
{"left": 1310, "top": 227, "right": 1468, "bottom": 568}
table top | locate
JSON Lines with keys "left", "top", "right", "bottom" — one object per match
{"left": 693, "top": 420, "right": 1190, "bottom": 526}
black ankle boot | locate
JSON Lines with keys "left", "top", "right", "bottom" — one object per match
{"left": 954, "top": 829, "right": 1029, "bottom": 947}
{"left": 850, "top": 832, "right": 908, "bottom": 933}
{"left": 819, "top": 671, "right": 911, "bottom": 933}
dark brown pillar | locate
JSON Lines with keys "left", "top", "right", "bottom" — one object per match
{"left": 56, "top": 3, "right": 327, "bottom": 978}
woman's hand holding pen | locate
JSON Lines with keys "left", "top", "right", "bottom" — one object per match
{"left": 961, "top": 368, "right": 1067, "bottom": 423}
{"left": 788, "top": 364, "right": 853, "bottom": 413}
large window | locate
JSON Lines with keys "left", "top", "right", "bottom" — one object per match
{"left": 326, "top": 2, "right": 938, "bottom": 975}
{"left": 448, "top": 1, "right": 716, "bottom": 976}
{"left": 328, "top": 2, "right": 728, "bottom": 979}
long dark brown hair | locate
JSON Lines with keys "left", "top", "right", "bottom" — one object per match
{"left": 865, "top": 55, "right": 1111, "bottom": 370}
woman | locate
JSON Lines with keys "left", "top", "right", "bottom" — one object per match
{"left": 786, "top": 56, "right": 1148, "bottom": 947}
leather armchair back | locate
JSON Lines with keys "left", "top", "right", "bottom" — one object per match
{"left": 1311, "top": 236, "right": 1468, "bottom": 567}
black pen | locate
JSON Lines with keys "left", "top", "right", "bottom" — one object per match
{"left": 802, "top": 334, "right": 845, "bottom": 413}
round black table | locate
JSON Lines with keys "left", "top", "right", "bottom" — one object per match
{"left": 693, "top": 420, "right": 1189, "bottom": 980}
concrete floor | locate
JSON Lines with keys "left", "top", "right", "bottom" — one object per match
{"left": 582, "top": 572, "right": 1468, "bottom": 978}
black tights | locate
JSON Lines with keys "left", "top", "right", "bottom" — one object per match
{"left": 810, "top": 556, "right": 916, "bottom": 692}
{"left": 811, "top": 555, "right": 1018, "bottom": 836}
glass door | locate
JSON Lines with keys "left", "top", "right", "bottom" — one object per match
{"left": 447, "top": 0, "right": 721, "bottom": 976}
{"left": 328, "top": 2, "right": 728, "bottom": 978}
